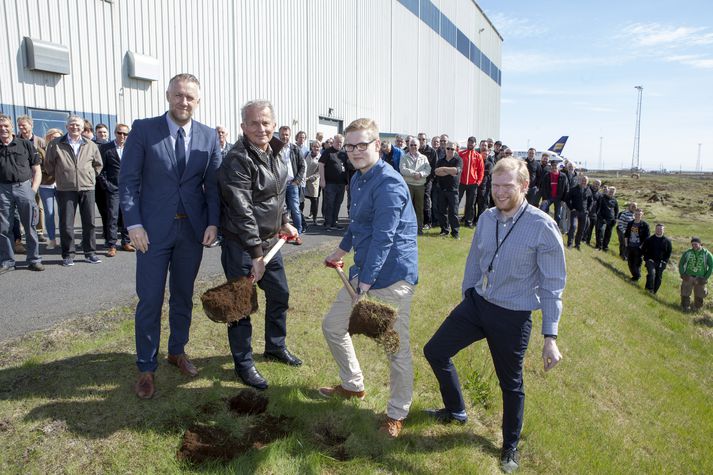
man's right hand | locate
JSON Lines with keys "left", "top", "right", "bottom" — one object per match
{"left": 251, "top": 256, "right": 266, "bottom": 282}
{"left": 128, "top": 227, "right": 149, "bottom": 253}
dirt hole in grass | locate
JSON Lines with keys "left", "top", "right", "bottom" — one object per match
{"left": 312, "top": 419, "right": 352, "bottom": 461}
{"left": 227, "top": 388, "right": 269, "bottom": 415}
{"left": 0, "top": 419, "right": 13, "bottom": 432}
{"left": 177, "top": 412, "right": 293, "bottom": 465}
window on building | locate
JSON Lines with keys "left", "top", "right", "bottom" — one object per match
{"left": 28, "top": 108, "right": 69, "bottom": 138}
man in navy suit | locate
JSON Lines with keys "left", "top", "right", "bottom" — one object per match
{"left": 120, "top": 73, "right": 221, "bottom": 399}
{"left": 98, "top": 123, "right": 133, "bottom": 257}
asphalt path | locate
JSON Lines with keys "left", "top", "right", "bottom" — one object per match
{"left": 0, "top": 206, "right": 346, "bottom": 342}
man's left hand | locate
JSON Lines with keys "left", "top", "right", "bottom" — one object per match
{"left": 202, "top": 225, "right": 218, "bottom": 247}
{"left": 281, "top": 223, "right": 299, "bottom": 239}
{"left": 542, "top": 337, "right": 562, "bottom": 371}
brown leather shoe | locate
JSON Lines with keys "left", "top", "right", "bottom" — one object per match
{"left": 106, "top": 247, "right": 117, "bottom": 257}
{"left": 318, "top": 384, "right": 366, "bottom": 400}
{"left": 292, "top": 236, "right": 303, "bottom": 245}
{"left": 167, "top": 353, "right": 198, "bottom": 377}
{"left": 379, "top": 417, "right": 404, "bottom": 438}
{"left": 121, "top": 243, "right": 136, "bottom": 252}
{"left": 14, "top": 239, "right": 26, "bottom": 253}
{"left": 134, "top": 372, "right": 155, "bottom": 399}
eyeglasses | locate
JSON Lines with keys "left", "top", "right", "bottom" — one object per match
{"left": 446, "top": 147, "right": 454, "bottom": 151}
{"left": 344, "top": 139, "right": 376, "bottom": 152}
{"left": 116, "top": 131, "right": 128, "bottom": 136}
{"left": 409, "top": 144, "right": 418, "bottom": 147}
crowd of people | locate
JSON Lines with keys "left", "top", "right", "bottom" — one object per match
{"left": 0, "top": 72, "right": 710, "bottom": 473}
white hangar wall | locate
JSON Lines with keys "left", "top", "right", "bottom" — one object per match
{"left": 0, "top": 0, "right": 501, "bottom": 142}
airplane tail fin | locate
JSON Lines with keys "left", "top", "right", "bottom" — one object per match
{"left": 547, "top": 136, "right": 569, "bottom": 154}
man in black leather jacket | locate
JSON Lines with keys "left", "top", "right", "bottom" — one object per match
{"left": 217, "top": 100, "right": 301, "bottom": 390}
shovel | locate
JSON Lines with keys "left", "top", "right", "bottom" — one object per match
{"left": 202, "top": 235, "right": 290, "bottom": 323}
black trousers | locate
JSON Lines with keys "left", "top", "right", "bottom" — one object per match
{"left": 458, "top": 183, "right": 478, "bottom": 225}
{"left": 526, "top": 186, "right": 539, "bottom": 206}
{"left": 221, "top": 238, "right": 290, "bottom": 372}
{"left": 627, "top": 247, "right": 643, "bottom": 279}
{"left": 476, "top": 183, "right": 490, "bottom": 219}
{"left": 567, "top": 210, "right": 588, "bottom": 247}
{"left": 596, "top": 218, "right": 615, "bottom": 250}
{"left": 423, "top": 180, "right": 434, "bottom": 226}
{"left": 645, "top": 259, "right": 666, "bottom": 293}
{"left": 583, "top": 213, "right": 597, "bottom": 244}
{"left": 424, "top": 289, "right": 532, "bottom": 451}
{"left": 96, "top": 184, "right": 128, "bottom": 247}
{"left": 438, "top": 189, "right": 460, "bottom": 236}
{"left": 56, "top": 190, "right": 96, "bottom": 259}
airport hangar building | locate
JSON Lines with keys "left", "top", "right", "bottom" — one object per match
{"left": 0, "top": 0, "right": 502, "bottom": 143}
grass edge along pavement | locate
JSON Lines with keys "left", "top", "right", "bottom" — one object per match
{"left": 0, "top": 219, "right": 712, "bottom": 473}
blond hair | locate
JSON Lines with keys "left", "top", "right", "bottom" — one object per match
{"left": 344, "top": 118, "right": 378, "bottom": 141}
{"left": 492, "top": 157, "right": 529, "bottom": 186}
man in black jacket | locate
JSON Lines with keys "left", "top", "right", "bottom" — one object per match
{"left": 319, "top": 135, "right": 348, "bottom": 230}
{"left": 595, "top": 186, "right": 619, "bottom": 251}
{"left": 641, "top": 223, "right": 672, "bottom": 294}
{"left": 624, "top": 208, "right": 650, "bottom": 281}
{"left": 525, "top": 148, "right": 542, "bottom": 206}
{"left": 539, "top": 160, "right": 569, "bottom": 229}
{"left": 583, "top": 179, "right": 602, "bottom": 245}
{"left": 217, "top": 100, "right": 301, "bottom": 390}
{"left": 565, "top": 175, "right": 592, "bottom": 249}
{"left": 98, "top": 124, "right": 133, "bottom": 256}
{"left": 278, "top": 125, "right": 306, "bottom": 244}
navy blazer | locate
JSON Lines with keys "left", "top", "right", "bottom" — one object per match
{"left": 98, "top": 141, "right": 121, "bottom": 193}
{"left": 119, "top": 113, "right": 221, "bottom": 243}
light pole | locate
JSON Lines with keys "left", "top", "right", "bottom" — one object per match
{"left": 631, "top": 85, "right": 643, "bottom": 170}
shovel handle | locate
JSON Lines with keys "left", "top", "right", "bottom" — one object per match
{"left": 326, "top": 261, "right": 357, "bottom": 299}
{"left": 263, "top": 235, "right": 289, "bottom": 265}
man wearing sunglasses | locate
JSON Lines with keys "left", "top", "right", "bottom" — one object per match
{"left": 98, "top": 124, "right": 134, "bottom": 257}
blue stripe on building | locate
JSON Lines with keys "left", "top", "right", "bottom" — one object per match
{"left": 397, "top": 0, "right": 501, "bottom": 86}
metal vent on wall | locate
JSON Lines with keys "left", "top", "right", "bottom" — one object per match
{"left": 24, "top": 37, "right": 70, "bottom": 75}
{"left": 126, "top": 51, "right": 161, "bottom": 82}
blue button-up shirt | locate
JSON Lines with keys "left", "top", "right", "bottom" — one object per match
{"left": 463, "top": 199, "right": 566, "bottom": 335}
{"left": 339, "top": 159, "right": 418, "bottom": 289}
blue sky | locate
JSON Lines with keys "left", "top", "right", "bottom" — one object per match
{"left": 477, "top": 0, "right": 713, "bottom": 171}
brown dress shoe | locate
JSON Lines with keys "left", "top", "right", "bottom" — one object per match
{"left": 167, "top": 353, "right": 198, "bottom": 377}
{"left": 135, "top": 372, "right": 155, "bottom": 399}
{"left": 318, "top": 384, "right": 366, "bottom": 400}
{"left": 292, "top": 236, "right": 303, "bottom": 245}
{"left": 121, "top": 243, "right": 136, "bottom": 252}
{"left": 14, "top": 240, "right": 26, "bottom": 253}
{"left": 107, "top": 247, "right": 117, "bottom": 257}
{"left": 379, "top": 417, "right": 404, "bottom": 438}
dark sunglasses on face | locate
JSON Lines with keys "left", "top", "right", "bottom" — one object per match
{"left": 446, "top": 147, "right": 454, "bottom": 151}
{"left": 116, "top": 132, "right": 128, "bottom": 136}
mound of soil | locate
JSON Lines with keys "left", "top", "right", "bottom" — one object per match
{"left": 228, "top": 389, "right": 269, "bottom": 415}
{"left": 177, "top": 414, "right": 293, "bottom": 465}
{"left": 201, "top": 278, "right": 258, "bottom": 323}
{"left": 348, "top": 299, "right": 400, "bottom": 353}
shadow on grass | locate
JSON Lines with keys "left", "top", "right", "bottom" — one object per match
{"left": 693, "top": 315, "right": 713, "bottom": 327}
{"left": 593, "top": 257, "right": 682, "bottom": 312}
{"left": 0, "top": 352, "right": 491, "bottom": 471}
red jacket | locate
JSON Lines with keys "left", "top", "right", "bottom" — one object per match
{"left": 458, "top": 149, "right": 484, "bottom": 185}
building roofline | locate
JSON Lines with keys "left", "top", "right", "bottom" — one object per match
{"left": 471, "top": 0, "right": 504, "bottom": 42}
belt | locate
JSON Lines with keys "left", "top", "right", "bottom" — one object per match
{"left": 175, "top": 213, "right": 188, "bottom": 219}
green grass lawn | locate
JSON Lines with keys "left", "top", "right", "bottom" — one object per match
{"left": 1, "top": 177, "right": 713, "bottom": 474}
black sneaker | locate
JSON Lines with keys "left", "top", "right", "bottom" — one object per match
{"left": 28, "top": 262, "right": 45, "bottom": 272}
{"left": 500, "top": 447, "right": 520, "bottom": 473}
{"left": 424, "top": 408, "right": 468, "bottom": 424}
{"left": 439, "top": 231, "right": 449, "bottom": 237}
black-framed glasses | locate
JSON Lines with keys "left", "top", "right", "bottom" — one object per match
{"left": 116, "top": 131, "right": 128, "bottom": 136}
{"left": 446, "top": 147, "right": 455, "bottom": 151}
{"left": 344, "top": 139, "right": 375, "bottom": 152}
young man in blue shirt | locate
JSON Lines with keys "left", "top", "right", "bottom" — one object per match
{"left": 320, "top": 118, "right": 418, "bottom": 439}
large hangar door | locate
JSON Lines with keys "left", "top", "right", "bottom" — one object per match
{"left": 317, "top": 116, "right": 342, "bottom": 140}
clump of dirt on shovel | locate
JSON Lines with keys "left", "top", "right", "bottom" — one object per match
{"left": 228, "top": 389, "right": 269, "bottom": 415}
{"left": 348, "top": 299, "right": 400, "bottom": 354}
{"left": 201, "top": 279, "right": 258, "bottom": 323}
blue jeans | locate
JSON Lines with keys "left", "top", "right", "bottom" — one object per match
{"left": 424, "top": 288, "right": 532, "bottom": 451}
{"left": 39, "top": 187, "right": 56, "bottom": 240}
{"left": 221, "top": 238, "right": 290, "bottom": 371}
{"left": 0, "top": 180, "right": 41, "bottom": 266}
{"left": 540, "top": 198, "right": 562, "bottom": 227}
{"left": 285, "top": 183, "right": 303, "bottom": 234}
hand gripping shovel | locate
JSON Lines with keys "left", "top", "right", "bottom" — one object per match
{"left": 201, "top": 235, "right": 291, "bottom": 323}
{"left": 325, "top": 260, "right": 400, "bottom": 354}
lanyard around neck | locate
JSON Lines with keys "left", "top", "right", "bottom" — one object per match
{"left": 488, "top": 203, "right": 528, "bottom": 273}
